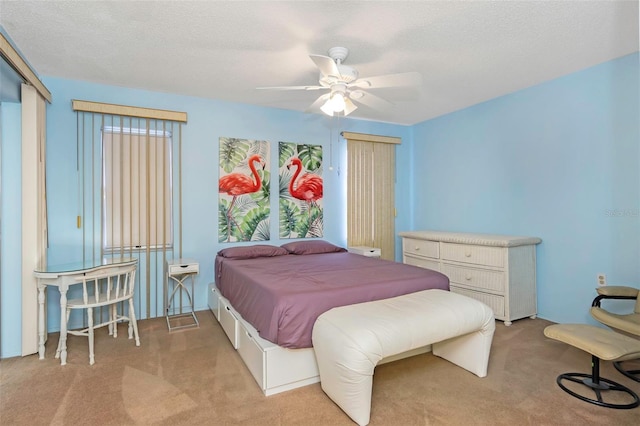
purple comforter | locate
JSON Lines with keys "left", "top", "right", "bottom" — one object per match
{"left": 215, "top": 252, "right": 449, "bottom": 348}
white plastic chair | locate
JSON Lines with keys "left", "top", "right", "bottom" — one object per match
{"left": 56, "top": 263, "right": 140, "bottom": 365}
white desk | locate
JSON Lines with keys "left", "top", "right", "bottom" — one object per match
{"left": 33, "top": 258, "right": 138, "bottom": 365}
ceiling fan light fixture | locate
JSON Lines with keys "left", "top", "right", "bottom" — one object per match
{"left": 331, "top": 92, "right": 346, "bottom": 111}
{"left": 321, "top": 91, "right": 346, "bottom": 116}
{"left": 320, "top": 99, "right": 335, "bottom": 116}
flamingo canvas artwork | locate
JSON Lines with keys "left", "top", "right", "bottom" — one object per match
{"left": 279, "top": 142, "right": 324, "bottom": 239}
{"left": 218, "top": 137, "right": 270, "bottom": 243}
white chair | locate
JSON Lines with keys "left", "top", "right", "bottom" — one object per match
{"left": 56, "top": 263, "right": 140, "bottom": 365}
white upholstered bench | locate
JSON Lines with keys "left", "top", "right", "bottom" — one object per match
{"left": 312, "top": 289, "right": 495, "bottom": 426}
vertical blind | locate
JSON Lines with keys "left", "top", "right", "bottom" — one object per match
{"left": 102, "top": 128, "right": 173, "bottom": 251}
{"left": 343, "top": 132, "right": 400, "bottom": 261}
{"left": 73, "top": 100, "right": 187, "bottom": 319}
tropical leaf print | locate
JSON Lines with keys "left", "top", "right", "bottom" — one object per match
{"left": 297, "top": 144, "right": 323, "bottom": 171}
{"left": 278, "top": 141, "right": 323, "bottom": 239}
{"left": 219, "top": 137, "right": 252, "bottom": 173}
{"left": 218, "top": 138, "right": 270, "bottom": 242}
{"left": 279, "top": 143, "right": 296, "bottom": 168}
{"left": 279, "top": 198, "right": 300, "bottom": 238}
{"left": 239, "top": 206, "right": 270, "bottom": 241}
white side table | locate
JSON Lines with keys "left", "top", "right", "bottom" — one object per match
{"left": 165, "top": 259, "right": 199, "bottom": 331}
{"left": 347, "top": 246, "right": 381, "bottom": 258}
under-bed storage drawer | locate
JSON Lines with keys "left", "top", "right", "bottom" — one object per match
{"left": 208, "top": 283, "right": 220, "bottom": 320}
{"left": 219, "top": 300, "right": 239, "bottom": 349}
{"left": 450, "top": 285, "right": 505, "bottom": 319}
{"left": 237, "top": 319, "right": 319, "bottom": 395}
{"left": 237, "top": 325, "right": 265, "bottom": 387}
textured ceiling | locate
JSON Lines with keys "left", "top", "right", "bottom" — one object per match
{"left": 1, "top": 1, "right": 638, "bottom": 125}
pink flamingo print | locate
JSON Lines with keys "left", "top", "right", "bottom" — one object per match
{"left": 219, "top": 154, "right": 265, "bottom": 241}
{"left": 287, "top": 157, "right": 323, "bottom": 229}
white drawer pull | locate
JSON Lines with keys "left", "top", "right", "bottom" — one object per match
{"left": 465, "top": 251, "right": 472, "bottom": 257}
{"left": 414, "top": 246, "right": 420, "bottom": 251}
{"left": 465, "top": 274, "right": 473, "bottom": 281}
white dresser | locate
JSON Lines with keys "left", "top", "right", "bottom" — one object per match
{"left": 399, "top": 231, "right": 542, "bottom": 325}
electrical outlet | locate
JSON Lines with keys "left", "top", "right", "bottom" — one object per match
{"left": 597, "top": 273, "right": 607, "bottom": 286}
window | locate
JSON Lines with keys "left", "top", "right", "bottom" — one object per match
{"left": 343, "top": 132, "right": 400, "bottom": 261}
{"left": 73, "top": 100, "right": 186, "bottom": 319}
{"left": 102, "top": 126, "right": 173, "bottom": 251}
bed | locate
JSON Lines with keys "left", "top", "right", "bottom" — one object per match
{"left": 210, "top": 240, "right": 450, "bottom": 395}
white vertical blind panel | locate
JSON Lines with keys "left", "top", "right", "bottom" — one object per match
{"left": 348, "top": 140, "right": 373, "bottom": 247}
{"left": 373, "top": 142, "right": 395, "bottom": 260}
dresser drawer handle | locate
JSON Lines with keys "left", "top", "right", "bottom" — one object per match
{"left": 414, "top": 246, "right": 420, "bottom": 251}
{"left": 465, "top": 251, "right": 472, "bottom": 257}
{"left": 465, "top": 274, "right": 473, "bottom": 281}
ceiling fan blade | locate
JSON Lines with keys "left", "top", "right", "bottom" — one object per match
{"left": 351, "top": 91, "right": 394, "bottom": 110}
{"left": 350, "top": 72, "right": 422, "bottom": 90}
{"left": 306, "top": 93, "right": 331, "bottom": 113}
{"left": 309, "top": 54, "right": 341, "bottom": 78}
{"left": 256, "top": 85, "right": 325, "bottom": 91}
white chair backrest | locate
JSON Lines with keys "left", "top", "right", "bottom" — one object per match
{"left": 75, "top": 264, "right": 137, "bottom": 306}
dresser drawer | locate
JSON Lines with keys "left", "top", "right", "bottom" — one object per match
{"left": 404, "top": 254, "right": 440, "bottom": 271}
{"left": 219, "top": 300, "right": 239, "bottom": 349}
{"left": 441, "top": 264, "right": 505, "bottom": 293}
{"left": 403, "top": 238, "right": 439, "bottom": 259}
{"left": 440, "top": 243, "right": 504, "bottom": 268}
{"left": 450, "top": 285, "right": 505, "bottom": 319}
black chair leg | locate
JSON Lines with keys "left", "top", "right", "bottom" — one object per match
{"left": 556, "top": 355, "right": 639, "bottom": 409}
{"left": 614, "top": 360, "right": 640, "bottom": 383}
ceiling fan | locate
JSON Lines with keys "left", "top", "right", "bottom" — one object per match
{"left": 257, "top": 47, "right": 422, "bottom": 117}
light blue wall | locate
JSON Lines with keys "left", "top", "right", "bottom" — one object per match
{"left": 409, "top": 53, "right": 639, "bottom": 325}
{"left": 1, "top": 102, "right": 22, "bottom": 358}
{"left": 34, "top": 77, "right": 411, "bottom": 336}
{"left": 2, "top": 53, "right": 637, "bottom": 357}
{"left": 0, "top": 75, "right": 412, "bottom": 357}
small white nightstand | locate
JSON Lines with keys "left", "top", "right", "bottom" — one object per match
{"left": 165, "top": 259, "right": 199, "bottom": 331}
{"left": 347, "top": 246, "right": 382, "bottom": 258}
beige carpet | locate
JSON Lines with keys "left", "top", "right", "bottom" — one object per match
{"left": 1, "top": 310, "right": 639, "bottom": 425}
